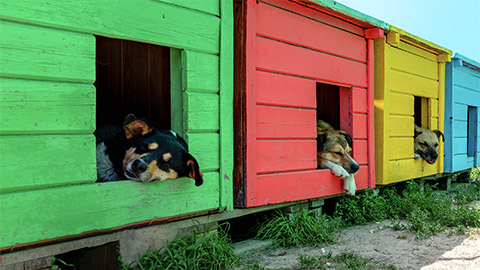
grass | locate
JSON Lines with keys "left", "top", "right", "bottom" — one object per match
{"left": 298, "top": 252, "right": 397, "bottom": 270}
{"left": 121, "top": 224, "right": 239, "bottom": 270}
{"left": 255, "top": 209, "right": 342, "bottom": 248}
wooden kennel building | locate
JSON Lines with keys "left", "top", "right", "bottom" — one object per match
{"left": 374, "top": 26, "right": 452, "bottom": 185}
{"left": 0, "top": 1, "right": 233, "bottom": 251}
{"left": 234, "top": 0, "right": 386, "bottom": 207}
{"left": 444, "top": 54, "right": 480, "bottom": 173}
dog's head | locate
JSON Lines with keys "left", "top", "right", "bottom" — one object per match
{"left": 121, "top": 114, "right": 203, "bottom": 186}
{"left": 317, "top": 129, "right": 359, "bottom": 174}
{"left": 414, "top": 125, "right": 444, "bottom": 165}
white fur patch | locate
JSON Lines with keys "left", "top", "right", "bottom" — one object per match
{"left": 343, "top": 174, "right": 356, "bottom": 196}
{"left": 96, "top": 142, "right": 119, "bottom": 181}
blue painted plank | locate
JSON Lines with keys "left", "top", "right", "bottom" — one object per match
{"left": 454, "top": 87, "right": 480, "bottom": 107}
{"left": 453, "top": 137, "right": 468, "bottom": 155}
{"left": 467, "top": 106, "right": 478, "bottom": 157}
{"left": 453, "top": 103, "right": 468, "bottom": 121}
{"left": 454, "top": 67, "right": 480, "bottom": 93}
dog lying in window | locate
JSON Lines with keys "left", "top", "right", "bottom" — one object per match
{"left": 414, "top": 125, "right": 444, "bottom": 165}
{"left": 95, "top": 114, "right": 203, "bottom": 186}
{"left": 317, "top": 120, "right": 359, "bottom": 195}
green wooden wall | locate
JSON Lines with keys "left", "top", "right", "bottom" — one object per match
{"left": 0, "top": 0, "right": 233, "bottom": 249}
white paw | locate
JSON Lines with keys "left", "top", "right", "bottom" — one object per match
{"left": 414, "top": 153, "right": 420, "bottom": 160}
{"left": 332, "top": 165, "right": 350, "bottom": 179}
{"left": 344, "top": 174, "right": 356, "bottom": 196}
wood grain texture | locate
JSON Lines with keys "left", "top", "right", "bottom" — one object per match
{"left": 256, "top": 1, "right": 366, "bottom": 62}
{"left": 184, "top": 132, "right": 220, "bottom": 172}
{"left": 0, "top": 172, "right": 219, "bottom": 248}
{"left": 0, "top": 135, "right": 96, "bottom": 193}
{"left": 0, "top": 79, "right": 95, "bottom": 135}
{"left": 184, "top": 92, "right": 219, "bottom": 132}
{"left": 156, "top": 0, "right": 219, "bottom": 16}
{"left": 0, "top": 20, "right": 94, "bottom": 83}
{"left": 256, "top": 106, "right": 316, "bottom": 139}
{"left": 0, "top": 0, "right": 220, "bottom": 54}
{"left": 182, "top": 50, "right": 219, "bottom": 93}
{"left": 256, "top": 71, "right": 316, "bottom": 108}
{"left": 256, "top": 140, "right": 317, "bottom": 174}
{"left": 256, "top": 37, "right": 367, "bottom": 88}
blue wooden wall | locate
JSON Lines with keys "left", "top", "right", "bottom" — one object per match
{"left": 444, "top": 54, "right": 480, "bottom": 173}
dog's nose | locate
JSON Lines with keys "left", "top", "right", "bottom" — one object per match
{"left": 351, "top": 163, "right": 359, "bottom": 173}
{"left": 431, "top": 152, "right": 438, "bottom": 160}
{"left": 132, "top": 159, "right": 147, "bottom": 173}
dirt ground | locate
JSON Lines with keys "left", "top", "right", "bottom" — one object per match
{"left": 244, "top": 201, "right": 480, "bottom": 270}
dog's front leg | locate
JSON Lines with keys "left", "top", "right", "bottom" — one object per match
{"left": 324, "top": 161, "right": 350, "bottom": 179}
{"left": 414, "top": 153, "right": 421, "bottom": 160}
{"left": 343, "top": 174, "right": 356, "bottom": 196}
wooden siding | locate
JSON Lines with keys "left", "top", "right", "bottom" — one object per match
{"left": 444, "top": 55, "right": 480, "bottom": 173}
{"left": 374, "top": 32, "right": 450, "bottom": 185}
{"left": 0, "top": 0, "right": 233, "bottom": 250}
{"left": 235, "top": 0, "right": 377, "bottom": 207}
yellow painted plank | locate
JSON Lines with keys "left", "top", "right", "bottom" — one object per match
{"left": 396, "top": 41, "right": 437, "bottom": 62}
{"left": 389, "top": 70, "right": 438, "bottom": 98}
{"left": 374, "top": 37, "right": 387, "bottom": 183}
{"left": 387, "top": 138, "right": 414, "bottom": 160}
{"left": 388, "top": 115, "right": 414, "bottom": 137}
{"left": 429, "top": 117, "right": 439, "bottom": 130}
{"left": 430, "top": 98, "right": 439, "bottom": 118}
{"left": 390, "top": 47, "right": 438, "bottom": 80}
{"left": 389, "top": 92, "right": 414, "bottom": 115}
{"left": 389, "top": 26, "right": 452, "bottom": 56}
{"left": 387, "top": 158, "right": 442, "bottom": 183}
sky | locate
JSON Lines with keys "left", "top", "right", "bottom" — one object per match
{"left": 335, "top": 0, "right": 480, "bottom": 63}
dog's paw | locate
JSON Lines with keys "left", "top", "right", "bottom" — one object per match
{"left": 332, "top": 165, "right": 350, "bottom": 179}
{"left": 414, "top": 153, "right": 421, "bottom": 160}
{"left": 344, "top": 174, "right": 356, "bottom": 196}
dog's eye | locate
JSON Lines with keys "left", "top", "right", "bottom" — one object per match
{"left": 434, "top": 143, "right": 438, "bottom": 147}
{"left": 421, "top": 142, "right": 428, "bottom": 147}
{"left": 334, "top": 151, "right": 343, "bottom": 156}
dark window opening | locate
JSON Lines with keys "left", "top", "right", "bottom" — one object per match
{"left": 95, "top": 36, "right": 171, "bottom": 129}
{"left": 316, "top": 82, "right": 341, "bottom": 130}
{"left": 414, "top": 96, "right": 429, "bottom": 128}
{"left": 467, "top": 106, "right": 478, "bottom": 157}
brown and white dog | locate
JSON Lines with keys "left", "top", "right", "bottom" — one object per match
{"left": 317, "top": 120, "right": 359, "bottom": 195}
{"left": 414, "top": 125, "right": 444, "bottom": 165}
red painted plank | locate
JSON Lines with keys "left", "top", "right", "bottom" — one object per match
{"left": 256, "top": 140, "right": 317, "bottom": 174}
{"left": 366, "top": 39, "right": 376, "bottom": 188}
{"left": 352, "top": 113, "right": 368, "bottom": 139}
{"left": 256, "top": 37, "right": 367, "bottom": 88}
{"left": 352, "top": 139, "right": 368, "bottom": 165}
{"left": 256, "top": 2, "right": 366, "bottom": 63}
{"left": 256, "top": 71, "right": 316, "bottom": 108}
{"left": 352, "top": 88, "right": 368, "bottom": 113}
{"left": 256, "top": 106, "right": 316, "bottom": 139}
{"left": 252, "top": 166, "right": 369, "bottom": 206}
{"left": 262, "top": 0, "right": 364, "bottom": 36}
{"left": 245, "top": 0, "right": 258, "bottom": 202}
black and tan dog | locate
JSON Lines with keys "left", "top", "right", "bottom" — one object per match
{"left": 95, "top": 114, "right": 203, "bottom": 186}
{"left": 317, "top": 120, "right": 359, "bottom": 195}
{"left": 414, "top": 125, "right": 444, "bottom": 165}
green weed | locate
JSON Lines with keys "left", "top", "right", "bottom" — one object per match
{"left": 297, "top": 252, "right": 397, "bottom": 270}
{"left": 123, "top": 224, "right": 239, "bottom": 270}
{"left": 255, "top": 209, "right": 342, "bottom": 248}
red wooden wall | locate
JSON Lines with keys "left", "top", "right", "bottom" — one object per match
{"left": 234, "top": 0, "right": 382, "bottom": 207}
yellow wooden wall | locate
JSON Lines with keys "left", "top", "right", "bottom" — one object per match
{"left": 374, "top": 27, "right": 451, "bottom": 184}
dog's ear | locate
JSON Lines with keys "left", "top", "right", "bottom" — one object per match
{"left": 433, "top": 130, "right": 445, "bottom": 142}
{"left": 123, "top": 114, "right": 153, "bottom": 139}
{"left": 338, "top": 130, "right": 353, "bottom": 148}
{"left": 317, "top": 133, "right": 328, "bottom": 152}
{"left": 184, "top": 153, "right": 203, "bottom": 186}
{"left": 414, "top": 125, "right": 422, "bottom": 138}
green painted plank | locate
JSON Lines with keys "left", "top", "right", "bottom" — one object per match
{"left": 0, "top": 135, "right": 96, "bottom": 193}
{"left": 184, "top": 92, "right": 219, "bottom": 132}
{"left": 0, "top": 20, "right": 94, "bottom": 83}
{"left": 170, "top": 48, "right": 184, "bottom": 137}
{"left": 0, "top": 172, "right": 219, "bottom": 248}
{"left": 156, "top": 0, "right": 219, "bottom": 16}
{"left": 185, "top": 132, "right": 219, "bottom": 172}
{"left": 219, "top": 0, "right": 234, "bottom": 211}
{"left": 0, "top": 78, "right": 95, "bottom": 135}
{"left": 0, "top": 0, "right": 219, "bottom": 54}
{"left": 182, "top": 50, "right": 219, "bottom": 93}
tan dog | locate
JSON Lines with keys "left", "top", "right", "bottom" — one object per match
{"left": 317, "top": 120, "right": 359, "bottom": 195}
{"left": 414, "top": 125, "right": 444, "bottom": 164}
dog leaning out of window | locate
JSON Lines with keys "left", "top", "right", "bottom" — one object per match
{"left": 95, "top": 114, "right": 203, "bottom": 186}
{"left": 317, "top": 120, "right": 359, "bottom": 196}
{"left": 414, "top": 125, "right": 444, "bottom": 165}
